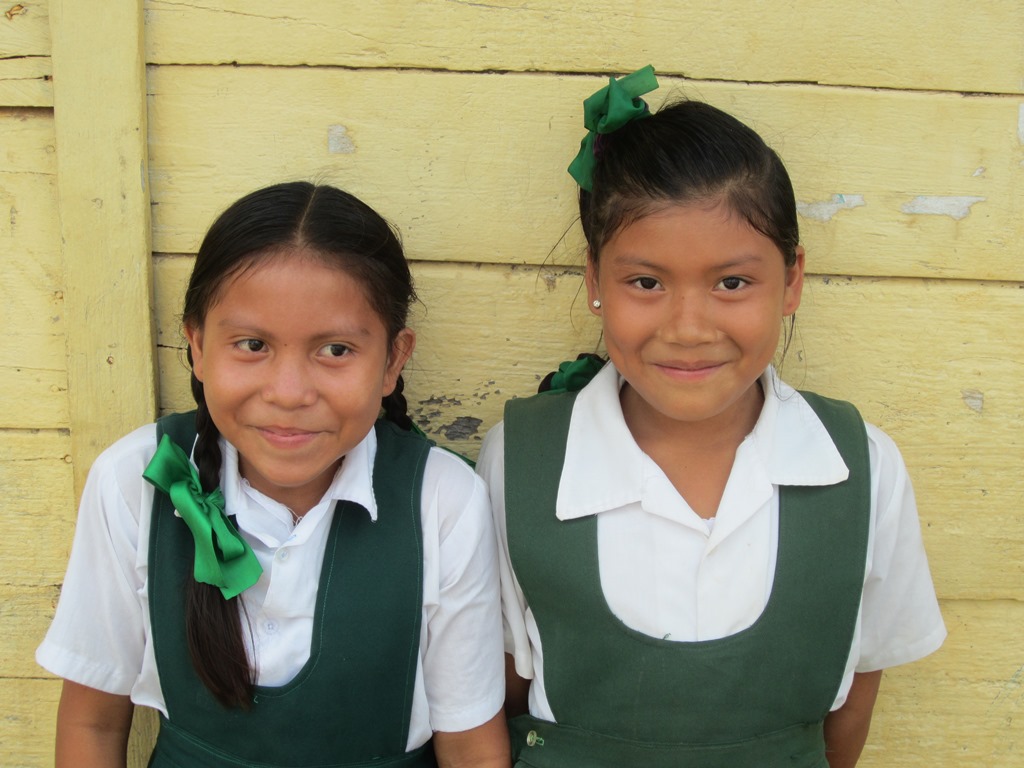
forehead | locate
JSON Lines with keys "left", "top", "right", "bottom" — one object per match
{"left": 210, "top": 249, "right": 382, "bottom": 327}
{"left": 602, "top": 201, "right": 772, "bottom": 253}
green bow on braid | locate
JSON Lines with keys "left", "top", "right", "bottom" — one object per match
{"left": 143, "top": 435, "right": 263, "bottom": 599}
{"left": 541, "top": 353, "right": 606, "bottom": 394}
{"left": 567, "top": 65, "right": 660, "bottom": 192}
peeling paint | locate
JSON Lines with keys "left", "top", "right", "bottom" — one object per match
{"left": 972, "top": 167, "right": 986, "bottom": 177}
{"left": 327, "top": 124, "right": 355, "bottom": 154}
{"left": 961, "top": 389, "right": 984, "bottom": 413}
{"left": 439, "top": 416, "right": 483, "bottom": 441}
{"left": 901, "top": 196, "right": 984, "bottom": 220}
{"left": 5, "top": 4, "right": 27, "bottom": 20}
{"left": 796, "top": 194, "right": 865, "bottom": 222}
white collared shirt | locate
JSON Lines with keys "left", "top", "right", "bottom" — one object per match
{"left": 38, "top": 423, "right": 504, "bottom": 747}
{"left": 477, "top": 362, "right": 946, "bottom": 718}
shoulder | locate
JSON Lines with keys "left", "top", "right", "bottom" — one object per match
{"left": 85, "top": 422, "right": 160, "bottom": 509}
{"left": 421, "top": 443, "right": 490, "bottom": 524}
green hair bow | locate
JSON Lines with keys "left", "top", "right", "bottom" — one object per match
{"left": 567, "top": 65, "right": 660, "bottom": 192}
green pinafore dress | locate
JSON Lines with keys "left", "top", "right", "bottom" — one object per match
{"left": 503, "top": 390, "right": 870, "bottom": 768}
{"left": 147, "top": 412, "right": 438, "bottom": 768}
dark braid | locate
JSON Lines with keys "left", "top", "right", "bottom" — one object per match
{"left": 382, "top": 374, "right": 413, "bottom": 431}
{"left": 177, "top": 181, "right": 418, "bottom": 709}
{"left": 184, "top": 362, "right": 254, "bottom": 708}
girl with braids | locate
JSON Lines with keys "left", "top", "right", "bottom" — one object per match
{"left": 477, "top": 68, "right": 945, "bottom": 767}
{"left": 38, "top": 182, "right": 510, "bottom": 768}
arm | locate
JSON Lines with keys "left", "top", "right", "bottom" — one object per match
{"left": 55, "top": 679, "right": 134, "bottom": 768}
{"left": 823, "top": 670, "right": 883, "bottom": 768}
{"left": 504, "top": 652, "right": 530, "bottom": 718}
{"left": 433, "top": 709, "right": 511, "bottom": 768}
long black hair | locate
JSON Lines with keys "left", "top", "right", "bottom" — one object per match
{"left": 180, "top": 181, "right": 416, "bottom": 708}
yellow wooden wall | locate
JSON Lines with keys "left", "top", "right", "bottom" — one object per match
{"left": 3, "top": 1, "right": 1021, "bottom": 765}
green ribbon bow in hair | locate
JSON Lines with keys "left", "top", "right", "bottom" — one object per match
{"left": 541, "top": 353, "right": 606, "bottom": 394}
{"left": 143, "top": 435, "right": 263, "bottom": 600}
{"left": 567, "top": 65, "right": 659, "bottom": 192}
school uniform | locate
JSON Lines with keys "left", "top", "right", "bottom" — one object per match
{"left": 477, "top": 362, "right": 946, "bottom": 766}
{"left": 38, "top": 416, "right": 504, "bottom": 766}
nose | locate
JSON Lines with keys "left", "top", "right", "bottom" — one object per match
{"left": 660, "top": 291, "right": 717, "bottom": 346}
{"left": 261, "top": 355, "right": 317, "bottom": 408}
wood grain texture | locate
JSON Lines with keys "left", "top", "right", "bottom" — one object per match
{"left": 0, "top": 678, "right": 60, "bottom": 768}
{"left": 862, "top": 600, "right": 1024, "bottom": 767}
{"left": 0, "top": 57, "right": 52, "bottom": 107}
{"left": 0, "top": 110, "right": 66, "bottom": 430}
{"left": 50, "top": 0, "right": 157, "bottom": 495}
{"left": 143, "top": 0, "right": 1024, "bottom": 95}
{"left": 1, "top": 584, "right": 63, "bottom": 677}
{"left": 0, "top": 0, "right": 50, "bottom": 57}
{"left": 147, "top": 67, "right": 1023, "bottom": 280}
{"left": 0, "top": 430, "right": 74, "bottom": 586}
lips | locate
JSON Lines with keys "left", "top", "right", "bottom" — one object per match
{"left": 654, "top": 360, "right": 724, "bottom": 380}
{"left": 659, "top": 360, "right": 720, "bottom": 371}
{"left": 255, "top": 426, "right": 321, "bottom": 448}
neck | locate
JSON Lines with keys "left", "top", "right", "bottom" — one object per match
{"left": 620, "top": 381, "right": 765, "bottom": 455}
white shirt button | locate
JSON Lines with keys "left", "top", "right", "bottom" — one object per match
{"left": 276, "top": 549, "right": 290, "bottom": 562}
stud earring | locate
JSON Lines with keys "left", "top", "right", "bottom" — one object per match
{"left": 592, "top": 299, "right": 602, "bottom": 309}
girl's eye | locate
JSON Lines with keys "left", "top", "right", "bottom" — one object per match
{"left": 631, "top": 276, "right": 661, "bottom": 291}
{"left": 236, "top": 339, "right": 265, "bottom": 353}
{"left": 716, "top": 276, "right": 748, "bottom": 291}
{"left": 320, "top": 343, "right": 350, "bottom": 358}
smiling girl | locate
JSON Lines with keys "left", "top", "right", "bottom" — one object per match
{"left": 38, "top": 182, "right": 509, "bottom": 768}
{"left": 477, "top": 68, "right": 945, "bottom": 768}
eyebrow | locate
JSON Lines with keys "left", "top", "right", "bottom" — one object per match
{"left": 214, "top": 316, "right": 374, "bottom": 340}
{"left": 613, "top": 254, "right": 767, "bottom": 271}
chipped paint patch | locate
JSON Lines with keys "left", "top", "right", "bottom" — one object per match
{"left": 972, "top": 167, "right": 986, "bottom": 177}
{"left": 901, "top": 196, "right": 985, "bottom": 220}
{"left": 961, "top": 389, "right": 984, "bottom": 413}
{"left": 439, "top": 416, "right": 483, "bottom": 441}
{"left": 796, "top": 194, "right": 865, "bottom": 222}
{"left": 327, "top": 124, "right": 355, "bottom": 154}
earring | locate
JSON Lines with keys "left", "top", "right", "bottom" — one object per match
{"left": 592, "top": 299, "right": 602, "bottom": 309}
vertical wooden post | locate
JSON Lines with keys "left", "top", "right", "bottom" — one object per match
{"left": 49, "top": 0, "right": 156, "bottom": 497}
{"left": 49, "top": 3, "right": 159, "bottom": 762}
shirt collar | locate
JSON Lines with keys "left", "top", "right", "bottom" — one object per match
{"left": 555, "top": 363, "right": 848, "bottom": 520}
{"left": 217, "top": 427, "right": 380, "bottom": 543}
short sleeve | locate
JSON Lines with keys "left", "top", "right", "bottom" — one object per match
{"left": 35, "top": 424, "right": 157, "bottom": 694}
{"left": 417, "top": 447, "right": 505, "bottom": 733}
{"left": 476, "top": 423, "right": 536, "bottom": 680}
{"left": 856, "top": 424, "right": 947, "bottom": 671}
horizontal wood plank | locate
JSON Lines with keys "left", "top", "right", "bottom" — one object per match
{"left": 0, "top": 677, "right": 60, "bottom": 768}
{"left": 0, "top": 584, "right": 62, "bottom": 678}
{"left": 0, "top": 110, "right": 66, "bottom": 429}
{"left": 148, "top": 68, "right": 1023, "bottom": 281}
{"left": 144, "top": 0, "right": 1024, "bottom": 95}
{"left": 0, "top": 430, "right": 75, "bottom": 585}
{"left": 0, "top": 57, "right": 52, "bottom": 107}
{"left": 153, "top": 260, "right": 1022, "bottom": 600}
{"left": 863, "top": 599, "right": 1024, "bottom": 767}
{"left": 0, "top": 0, "right": 50, "bottom": 57}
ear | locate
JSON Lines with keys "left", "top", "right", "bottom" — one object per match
{"left": 383, "top": 328, "right": 416, "bottom": 396}
{"left": 782, "top": 247, "right": 805, "bottom": 317}
{"left": 183, "top": 323, "right": 206, "bottom": 382}
{"left": 585, "top": 252, "right": 601, "bottom": 316}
